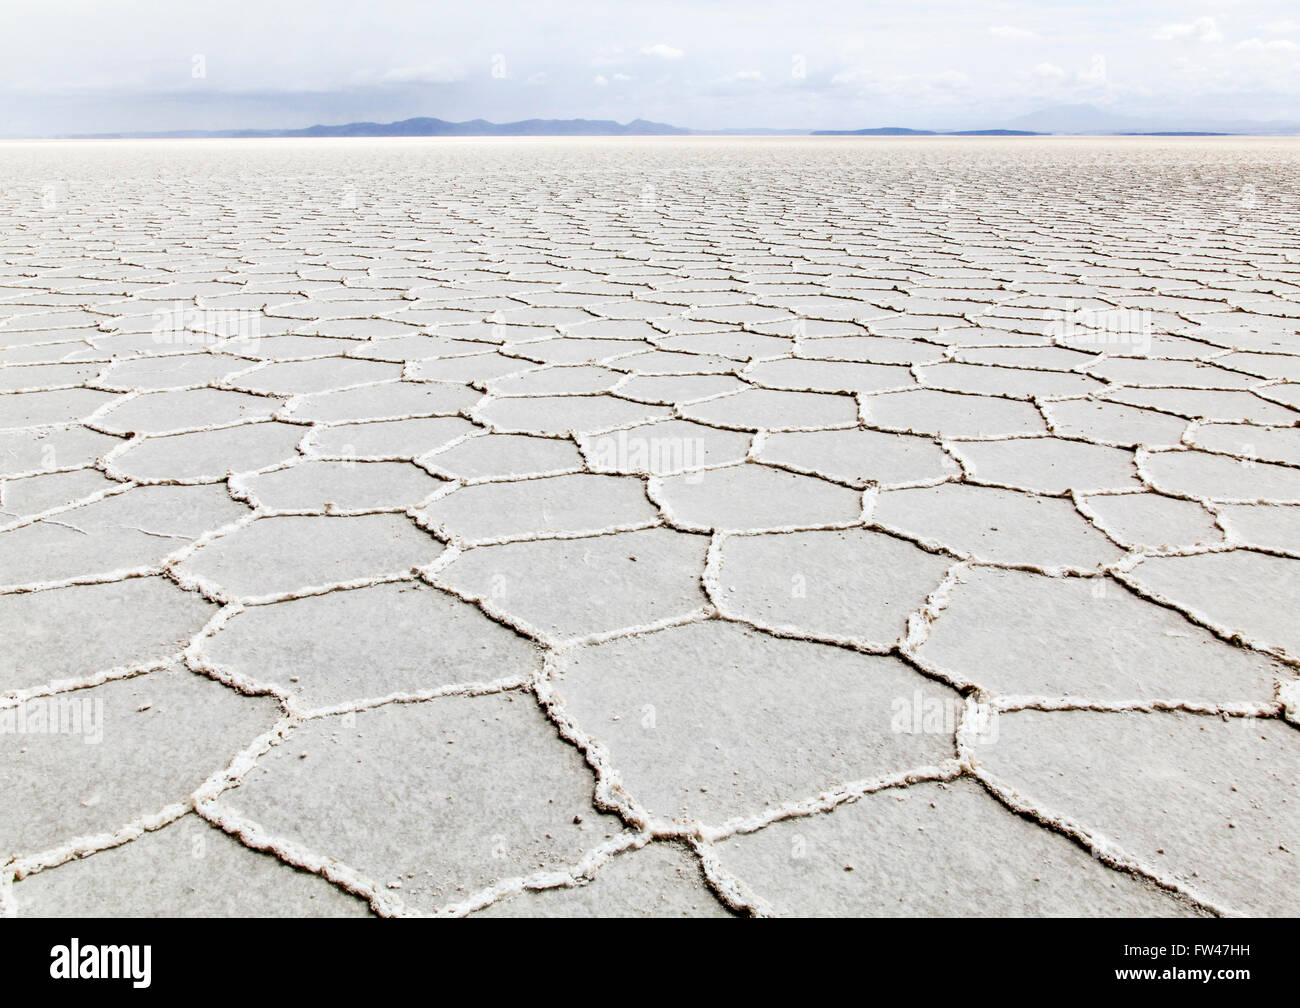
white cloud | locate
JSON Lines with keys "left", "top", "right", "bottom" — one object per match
{"left": 989, "top": 25, "right": 1041, "bottom": 41}
{"left": 1236, "top": 37, "right": 1298, "bottom": 54}
{"left": 831, "top": 67, "right": 970, "bottom": 97}
{"left": 1153, "top": 17, "right": 1224, "bottom": 43}
{"left": 641, "top": 43, "right": 684, "bottom": 60}
{"left": 593, "top": 74, "right": 608, "bottom": 86}
{"left": 733, "top": 69, "right": 763, "bottom": 80}
{"left": 612, "top": 72, "right": 632, "bottom": 81}
{"left": 830, "top": 66, "right": 867, "bottom": 86}
{"left": 374, "top": 63, "right": 466, "bottom": 85}
{"left": 589, "top": 45, "right": 625, "bottom": 68}
{"left": 1171, "top": 56, "right": 1209, "bottom": 74}
{"left": 1031, "top": 62, "right": 1067, "bottom": 82}
{"left": 931, "top": 70, "right": 971, "bottom": 90}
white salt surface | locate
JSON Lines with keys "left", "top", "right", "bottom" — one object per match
{"left": 0, "top": 137, "right": 1297, "bottom": 917}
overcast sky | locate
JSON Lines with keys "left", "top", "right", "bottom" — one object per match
{"left": 3, "top": 1, "right": 1299, "bottom": 135}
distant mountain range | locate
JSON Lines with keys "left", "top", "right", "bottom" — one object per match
{"left": 66, "top": 116, "right": 690, "bottom": 139}
{"left": 58, "top": 104, "right": 1300, "bottom": 139}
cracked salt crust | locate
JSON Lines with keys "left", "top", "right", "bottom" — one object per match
{"left": 1, "top": 137, "right": 1298, "bottom": 918}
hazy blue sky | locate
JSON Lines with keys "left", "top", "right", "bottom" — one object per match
{"left": 3, "top": 1, "right": 1299, "bottom": 134}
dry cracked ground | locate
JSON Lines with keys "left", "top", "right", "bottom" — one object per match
{"left": 1, "top": 137, "right": 1298, "bottom": 918}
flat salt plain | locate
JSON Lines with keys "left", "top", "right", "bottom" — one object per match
{"left": 1, "top": 136, "right": 1297, "bottom": 918}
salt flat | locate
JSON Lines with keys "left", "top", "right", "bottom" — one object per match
{"left": 0, "top": 136, "right": 1297, "bottom": 917}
